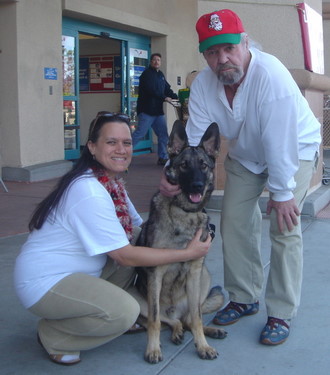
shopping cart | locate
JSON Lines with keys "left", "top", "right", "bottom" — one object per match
{"left": 170, "top": 100, "right": 189, "bottom": 126}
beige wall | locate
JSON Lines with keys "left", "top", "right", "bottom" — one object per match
{"left": 0, "top": 0, "right": 328, "bottom": 176}
{"left": 0, "top": 3, "right": 19, "bottom": 166}
{"left": 324, "top": 2, "right": 330, "bottom": 79}
{"left": 0, "top": 0, "right": 63, "bottom": 168}
{"left": 197, "top": 0, "right": 312, "bottom": 71}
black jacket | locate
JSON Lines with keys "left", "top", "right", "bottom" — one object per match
{"left": 136, "top": 66, "right": 178, "bottom": 116}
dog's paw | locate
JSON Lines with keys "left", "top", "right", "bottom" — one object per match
{"left": 144, "top": 349, "right": 163, "bottom": 364}
{"left": 197, "top": 345, "right": 218, "bottom": 360}
{"left": 170, "top": 321, "right": 184, "bottom": 345}
{"left": 204, "top": 326, "right": 227, "bottom": 339}
{"left": 171, "top": 329, "right": 184, "bottom": 345}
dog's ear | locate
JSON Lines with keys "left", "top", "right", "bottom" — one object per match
{"left": 198, "top": 122, "right": 220, "bottom": 159}
{"left": 167, "top": 120, "right": 189, "bottom": 156}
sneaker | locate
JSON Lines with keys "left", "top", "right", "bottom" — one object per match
{"left": 157, "top": 158, "right": 168, "bottom": 166}
{"left": 260, "top": 316, "right": 290, "bottom": 345}
{"left": 213, "top": 300, "right": 259, "bottom": 326}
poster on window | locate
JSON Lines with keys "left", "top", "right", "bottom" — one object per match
{"left": 297, "top": 3, "right": 324, "bottom": 74}
{"left": 79, "top": 55, "right": 121, "bottom": 92}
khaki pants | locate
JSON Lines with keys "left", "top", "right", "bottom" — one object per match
{"left": 220, "top": 155, "right": 315, "bottom": 319}
{"left": 29, "top": 259, "right": 139, "bottom": 356}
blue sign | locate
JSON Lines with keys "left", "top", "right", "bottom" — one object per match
{"left": 44, "top": 67, "right": 58, "bottom": 80}
{"left": 79, "top": 58, "right": 89, "bottom": 91}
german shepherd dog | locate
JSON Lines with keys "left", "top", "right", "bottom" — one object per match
{"left": 131, "top": 121, "right": 227, "bottom": 364}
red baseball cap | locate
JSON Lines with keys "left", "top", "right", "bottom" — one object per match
{"left": 196, "top": 9, "right": 245, "bottom": 52}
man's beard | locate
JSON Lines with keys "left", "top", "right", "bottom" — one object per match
{"left": 216, "top": 64, "right": 244, "bottom": 85}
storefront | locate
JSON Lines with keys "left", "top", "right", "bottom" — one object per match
{"left": 62, "top": 17, "right": 152, "bottom": 160}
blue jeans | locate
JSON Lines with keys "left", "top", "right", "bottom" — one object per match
{"left": 132, "top": 113, "right": 169, "bottom": 159}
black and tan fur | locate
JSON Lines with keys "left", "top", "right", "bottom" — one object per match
{"left": 130, "top": 121, "right": 227, "bottom": 364}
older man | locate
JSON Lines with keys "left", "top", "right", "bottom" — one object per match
{"left": 160, "top": 9, "right": 321, "bottom": 345}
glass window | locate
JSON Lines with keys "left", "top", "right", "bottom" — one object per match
{"left": 63, "top": 100, "right": 76, "bottom": 125}
{"left": 62, "top": 35, "right": 76, "bottom": 96}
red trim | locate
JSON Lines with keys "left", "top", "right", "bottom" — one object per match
{"left": 297, "top": 3, "right": 312, "bottom": 72}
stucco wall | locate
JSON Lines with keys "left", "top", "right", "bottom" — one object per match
{"left": 0, "top": 0, "right": 64, "bottom": 168}
{"left": 18, "top": 0, "right": 64, "bottom": 166}
{"left": 0, "top": 0, "right": 327, "bottom": 174}
{"left": 0, "top": 3, "right": 19, "bottom": 167}
{"left": 324, "top": 16, "right": 330, "bottom": 79}
{"left": 197, "top": 0, "right": 309, "bottom": 71}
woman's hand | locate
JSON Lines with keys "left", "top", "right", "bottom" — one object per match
{"left": 159, "top": 170, "right": 181, "bottom": 197}
{"left": 110, "top": 228, "right": 212, "bottom": 267}
{"left": 185, "top": 228, "right": 212, "bottom": 258}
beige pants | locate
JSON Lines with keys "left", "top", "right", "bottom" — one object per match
{"left": 29, "top": 255, "right": 139, "bottom": 356}
{"left": 220, "top": 155, "right": 316, "bottom": 319}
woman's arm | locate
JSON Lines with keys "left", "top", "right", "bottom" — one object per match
{"left": 108, "top": 228, "right": 211, "bottom": 267}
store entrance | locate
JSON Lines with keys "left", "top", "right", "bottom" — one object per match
{"left": 78, "top": 34, "right": 122, "bottom": 147}
{"left": 62, "top": 17, "right": 151, "bottom": 160}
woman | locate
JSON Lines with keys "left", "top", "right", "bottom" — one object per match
{"left": 14, "top": 113, "right": 211, "bottom": 366}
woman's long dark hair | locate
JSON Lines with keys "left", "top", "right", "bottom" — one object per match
{"left": 28, "top": 113, "right": 131, "bottom": 231}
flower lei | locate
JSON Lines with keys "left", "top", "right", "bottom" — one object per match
{"left": 92, "top": 167, "right": 133, "bottom": 241}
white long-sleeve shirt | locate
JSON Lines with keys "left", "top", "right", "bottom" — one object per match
{"left": 186, "top": 48, "right": 321, "bottom": 202}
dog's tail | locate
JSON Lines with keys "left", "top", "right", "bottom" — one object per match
{"left": 201, "top": 285, "right": 224, "bottom": 314}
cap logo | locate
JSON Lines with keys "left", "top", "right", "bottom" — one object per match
{"left": 209, "top": 14, "right": 222, "bottom": 31}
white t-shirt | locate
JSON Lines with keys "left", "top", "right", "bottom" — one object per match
{"left": 14, "top": 171, "right": 143, "bottom": 308}
{"left": 186, "top": 48, "right": 321, "bottom": 202}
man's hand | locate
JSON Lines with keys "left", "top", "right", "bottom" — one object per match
{"left": 159, "top": 170, "right": 181, "bottom": 197}
{"left": 266, "top": 198, "right": 300, "bottom": 233}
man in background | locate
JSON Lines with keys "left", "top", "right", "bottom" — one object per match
{"left": 132, "top": 53, "right": 178, "bottom": 166}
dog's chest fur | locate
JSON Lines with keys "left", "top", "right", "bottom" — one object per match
{"left": 149, "top": 192, "right": 209, "bottom": 248}
{"left": 137, "top": 192, "right": 208, "bottom": 308}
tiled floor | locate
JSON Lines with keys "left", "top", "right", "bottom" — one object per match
{"left": 0, "top": 153, "right": 162, "bottom": 238}
{"left": 1, "top": 151, "right": 330, "bottom": 236}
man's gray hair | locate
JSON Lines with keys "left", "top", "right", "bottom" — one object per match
{"left": 241, "top": 32, "right": 262, "bottom": 51}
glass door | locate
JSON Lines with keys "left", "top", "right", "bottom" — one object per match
{"left": 129, "top": 47, "right": 151, "bottom": 154}
{"left": 62, "top": 17, "right": 151, "bottom": 159}
{"left": 62, "top": 32, "right": 80, "bottom": 160}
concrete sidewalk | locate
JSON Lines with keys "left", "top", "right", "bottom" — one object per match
{"left": 1, "top": 152, "right": 330, "bottom": 374}
{"left": 1, "top": 213, "right": 330, "bottom": 374}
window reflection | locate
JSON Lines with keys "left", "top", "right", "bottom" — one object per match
{"left": 62, "top": 35, "right": 75, "bottom": 96}
{"left": 63, "top": 100, "right": 76, "bottom": 125}
{"left": 64, "top": 129, "right": 77, "bottom": 150}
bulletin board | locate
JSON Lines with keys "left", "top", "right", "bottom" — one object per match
{"left": 79, "top": 54, "right": 121, "bottom": 92}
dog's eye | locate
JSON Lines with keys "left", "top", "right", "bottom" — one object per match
{"left": 180, "top": 161, "right": 187, "bottom": 169}
{"left": 200, "top": 161, "right": 208, "bottom": 170}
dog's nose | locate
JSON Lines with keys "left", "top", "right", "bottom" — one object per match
{"left": 192, "top": 182, "right": 204, "bottom": 192}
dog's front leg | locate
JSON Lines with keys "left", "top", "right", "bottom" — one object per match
{"left": 187, "top": 258, "right": 218, "bottom": 360}
{"left": 144, "top": 267, "right": 165, "bottom": 364}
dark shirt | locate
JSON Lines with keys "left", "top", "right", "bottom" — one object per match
{"left": 136, "top": 66, "right": 178, "bottom": 116}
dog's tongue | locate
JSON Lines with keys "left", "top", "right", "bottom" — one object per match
{"left": 189, "top": 193, "right": 202, "bottom": 203}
